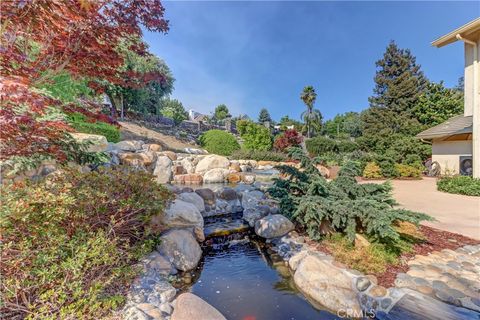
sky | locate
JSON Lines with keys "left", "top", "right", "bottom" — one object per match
{"left": 144, "top": 1, "right": 480, "bottom": 121}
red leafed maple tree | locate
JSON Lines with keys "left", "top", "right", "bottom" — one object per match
{"left": 274, "top": 129, "right": 304, "bottom": 152}
{"left": 0, "top": 0, "right": 169, "bottom": 162}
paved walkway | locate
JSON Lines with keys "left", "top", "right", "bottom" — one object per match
{"left": 364, "top": 178, "right": 480, "bottom": 240}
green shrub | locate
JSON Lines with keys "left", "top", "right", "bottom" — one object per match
{"left": 395, "top": 164, "right": 422, "bottom": 179}
{"left": 306, "top": 136, "right": 358, "bottom": 156}
{"left": 363, "top": 162, "right": 382, "bottom": 179}
{"left": 268, "top": 147, "right": 432, "bottom": 246}
{"left": 230, "top": 149, "right": 287, "bottom": 162}
{"left": 0, "top": 168, "right": 173, "bottom": 319}
{"left": 236, "top": 120, "right": 273, "bottom": 151}
{"left": 305, "top": 136, "right": 337, "bottom": 155}
{"left": 69, "top": 113, "right": 120, "bottom": 142}
{"left": 375, "top": 153, "right": 398, "bottom": 178}
{"left": 337, "top": 139, "right": 358, "bottom": 153}
{"left": 199, "top": 129, "right": 240, "bottom": 156}
{"left": 437, "top": 176, "right": 480, "bottom": 196}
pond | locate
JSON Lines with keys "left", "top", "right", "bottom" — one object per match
{"left": 180, "top": 237, "right": 339, "bottom": 320}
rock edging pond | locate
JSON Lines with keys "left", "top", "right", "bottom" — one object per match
{"left": 122, "top": 183, "right": 480, "bottom": 320}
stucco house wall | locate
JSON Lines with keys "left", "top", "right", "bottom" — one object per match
{"left": 432, "top": 139, "right": 473, "bottom": 174}
{"left": 463, "top": 32, "right": 480, "bottom": 117}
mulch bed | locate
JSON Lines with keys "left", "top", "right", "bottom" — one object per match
{"left": 307, "top": 225, "right": 479, "bottom": 288}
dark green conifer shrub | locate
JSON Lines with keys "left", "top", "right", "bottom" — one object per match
{"left": 267, "top": 148, "right": 432, "bottom": 245}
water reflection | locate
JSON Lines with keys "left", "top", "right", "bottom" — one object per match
{"left": 179, "top": 238, "right": 340, "bottom": 320}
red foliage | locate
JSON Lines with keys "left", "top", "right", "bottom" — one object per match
{"left": 0, "top": 0, "right": 169, "bottom": 161}
{"left": 0, "top": 79, "right": 72, "bottom": 161}
{"left": 274, "top": 129, "right": 303, "bottom": 151}
{"left": 1, "top": 0, "right": 169, "bottom": 85}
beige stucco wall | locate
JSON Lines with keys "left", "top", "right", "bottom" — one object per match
{"left": 463, "top": 32, "right": 480, "bottom": 117}
{"left": 432, "top": 139, "right": 472, "bottom": 174}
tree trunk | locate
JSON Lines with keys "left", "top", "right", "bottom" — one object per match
{"left": 120, "top": 93, "right": 124, "bottom": 120}
{"left": 107, "top": 92, "right": 118, "bottom": 119}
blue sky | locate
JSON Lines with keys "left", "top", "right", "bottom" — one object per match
{"left": 144, "top": 1, "right": 480, "bottom": 121}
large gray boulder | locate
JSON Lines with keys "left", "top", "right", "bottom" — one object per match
{"left": 140, "top": 251, "right": 175, "bottom": 276}
{"left": 162, "top": 199, "right": 204, "bottom": 228}
{"left": 203, "top": 168, "right": 229, "bottom": 183}
{"left": 241, "top": 190, "right": 265, "bottom": 211}
{"left": 70, "top": 133, "right": 108, "bottom": 152}
{"left": 243, "top": 205, "right": 270, "bottom": 227}
{"left": 195, "top": 188, "right": 216, "bottom": 206}
{"left": 171, "top": 293, "right": 226, "bottom": 320}
{"left": 195, "top": 155, "right": 230, "bottom": 174}
{"left": 294, "top": 253, "right": 362, "bottom": 315}
{"left": 153, "top": 155, "right": 173, "bottom": 184}
{"left": 157, "top": 229, "right": 202, "bottom": 271}
{"left": 114, "top": 140, "right": 144, "bottom": 151}
{"left": 254, "top": 214, "right": 294, "bottom": 239}
{"left": 178, "top": 192, "right": 206, "bottom": 213}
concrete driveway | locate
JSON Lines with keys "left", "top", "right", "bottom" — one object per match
{"left": 362, "top": 177, "right": 480, "bottom": 240}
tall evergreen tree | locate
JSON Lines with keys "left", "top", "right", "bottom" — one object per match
{"left": 413, "top": 81, "right": 464, "bottom": 127}
{"left": 258, "top": 108, "right": 272, "bottom": 124}
{"left": 362, "top": 41, "right": 427, "bottom": 138}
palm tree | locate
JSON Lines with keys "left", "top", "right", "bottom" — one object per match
{"left": 300, "top": 86, "right": 322, "bottom": 138}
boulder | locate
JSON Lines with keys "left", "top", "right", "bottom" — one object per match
{"left": 195, "top": 188, "right": 216, "bottom": 206}
{"left": 203, "top": 168, "right": 229, "bottom": 183}
{"left": 294, "top": 254, "right": 362, "bottom": 315}
{"left": 241, "top": 174, "right": 256, "bottom": 184}
{"left": 141, "top": 251, "right": 175, "bottom": 276}
{"left": 288, "top": 250, "right": 309, "bottom": 271}
{"left": 193, "top": 226, "right": 205, "bottom": 242}
{"left": 118, "top": 151, "right": 156, "bottom": 167}
{"left": 243, "top": 207, "right": 269, "bottom": 227}
{"left": 180, "top": 158, "right": 195, "bottom": 174}
{"left": 157, "top": 229, "right": 202, "bottom": 271}
{"left": 160, "top": 151, "right": 177, "bottom": 161}
{"left": 254, "top": 214, "right": 294, "bottom": 239}
{"left": 143, "top": 143, "right": 162, "bottom": 152}
{"left": 239, "top": 164, "right": 252, "bottom": 172}
{"left": 195, "top": 155, "right": 230, "bottom": 174}
{"left": 173, "top": 174, "right": 203, "bottom": 185}
{"left": 70, "top": 133, "right": 108, "bottom": 152}
{"left": 229, "top": 161, "right": 241, "bottom": 172}
{"left": 171, "top": 293, "right": 226, "bottom": 320}
{"left": 178, "top": 192, "right": 206, "bottom": 213}
{"left": 226, "top": 172, "right": 242, "bottom": 183}
{"left": 172, "top": 164, "right": 187, "bottom": 175}
{"left": 163, "top": 199, "right": 204, "bottom": 228}
{"left": 115, "top": 140, "right": 144, "bottom": 151}
{"left": 183, "top": 148, "right": 207, "bottom": 155}
{"left": 153, "top": 156, "right": 173, "bottom": 184}
{"left": 241, "top": 190, "right": 265, "bottom": 211}
{"left": 218, "top": 187, "right": 238, "bottom": 201}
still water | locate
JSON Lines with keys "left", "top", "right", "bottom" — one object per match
{"left": 185, "top": 238, "right": 339, "bottom": 320}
